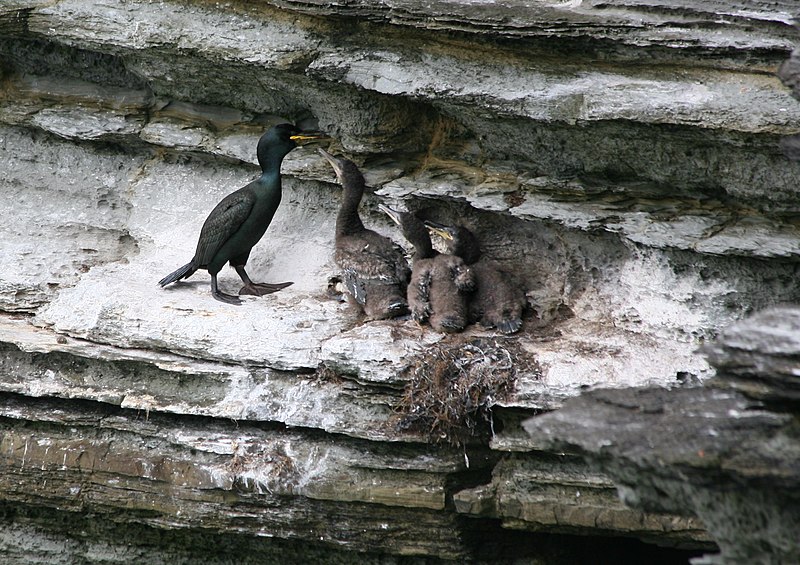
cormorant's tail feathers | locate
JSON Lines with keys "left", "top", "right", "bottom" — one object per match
{"left": 158, "top": 262, "right": 197, "bottom": 287}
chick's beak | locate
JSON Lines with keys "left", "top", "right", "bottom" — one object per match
{"left": 423, "top": 220, "right": 454, "bottom": 241}
{"left": 378, "top": 204, "right": 402, "bottom": 226}
{"left": 317, "top": 147, "right": 344, "bottom": 178}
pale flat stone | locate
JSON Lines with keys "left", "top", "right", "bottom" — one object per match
{"left": 2, "top": 0, "right": 800, "bottom": 561}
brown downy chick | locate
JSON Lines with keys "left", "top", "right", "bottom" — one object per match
{"left": 425, "top": 221, "right": 526, "bottom": 334}
{"left": 319, "top": 149, "right": 409, "bottom": 319}
{"left": 380, "top": 205, "right": 475, "bottom": 333}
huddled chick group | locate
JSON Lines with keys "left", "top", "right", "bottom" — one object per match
{"left": 321, "top": 150, "right": 526, "bottom": 335}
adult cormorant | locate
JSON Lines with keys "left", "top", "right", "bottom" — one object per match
{"left": 158, "top": 123, "right": 327, "bottom": 304}
{"left": 380, "top": 205, "right": 475, "bottom": 333}
{"left": 318, "top": 149, "right": 410, "bottom": 319}
{"left": 425, "top": 221, "right": 526, "bottom": 334}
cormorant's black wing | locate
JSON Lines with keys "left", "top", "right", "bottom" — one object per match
{"left": 337, "top": 233, "right": 409, "bottom": 281}
{"left": 193, "top": 188, "right": 256, "bottom": 266}
{"left": 341, "top": 267, "right": 368, "bottom": 306}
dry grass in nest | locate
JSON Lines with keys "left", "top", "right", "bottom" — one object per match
{"left": 395, "top": 337, "right": 517, "bottom": 446}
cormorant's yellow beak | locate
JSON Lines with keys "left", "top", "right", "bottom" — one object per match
{"left": 290, "top": 132, "right": 330, "bottom": 145}
{"left": 423, "top": 220, "right": 454, "bottom": 241}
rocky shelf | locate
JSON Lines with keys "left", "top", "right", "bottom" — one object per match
{"left": 1, "top": 0, "right": 799, "bottom": 563}
{"left": 525, "top": 306, "right": 800, "bottom": 564}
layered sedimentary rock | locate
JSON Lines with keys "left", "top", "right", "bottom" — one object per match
{"left": 525, "top": 307, "right": 800, "bottom": 564}
{"left": 0, "top": 0, "right": 799, "bottom": 562}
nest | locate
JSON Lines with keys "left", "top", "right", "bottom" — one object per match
{"left": 395, "top": 337, "right": 517, "bottom": 446}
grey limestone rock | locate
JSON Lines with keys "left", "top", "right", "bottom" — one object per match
{"left": 524, "top": 306, "right": 800, "bottom": 563}
{"left": 704, "top": 305, "right": 800, "bottom": 405}
{"left": 1, "top": 0, "right": 800, "bottom": 562}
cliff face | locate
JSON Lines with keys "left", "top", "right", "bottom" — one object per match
{"left": 526, "top": 307, "right": 800, "bottom": 564}
{"left": 0, "top": 1, "right": 799, "bottom": 563}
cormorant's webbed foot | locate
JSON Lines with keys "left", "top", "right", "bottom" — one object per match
{"left": 213, "top": 290, "right": 243, "bottom": 304}
{"left": 234, "top": 266, "right": 293, "bottom": 296}
{"left": 411, "top": 307, "right": 430, "bottom": 325}
{"left": 239, "top": 281, "right": 293, "bottom": 296}
{"left": 386, "top": 300, "right": 409, "bottom": 315}
{"left": 496, "top": 317, "right": 523, "bottom": 334}
{"left": 211, "top": 275, "right": 241, "bottom": 305}
{"left": 437, "top": 316, "right": 468, "bottom": 334}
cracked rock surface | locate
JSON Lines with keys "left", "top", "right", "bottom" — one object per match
{"left": 524, "top": 307, "right": 800, "bottom": 564}
{"left": 1, "top": 0, "right": 799, "bottom": 562}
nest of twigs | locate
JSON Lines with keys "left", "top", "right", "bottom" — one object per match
{"left": 395, "top": 337, "right": 517, "bottom": 446}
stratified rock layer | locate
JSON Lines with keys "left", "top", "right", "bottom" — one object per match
{"left": 1, "top": 0, "right": 799, "bottom": 562}
{"left": 524, "top": 307, "right": 800, "bottom": 564}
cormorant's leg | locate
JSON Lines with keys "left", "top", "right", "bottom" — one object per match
{"left": 235, "top": 266, "right": 293, "bottom": 296}
{"left": 211, "top": 274, "right": 241, "bottom": 305}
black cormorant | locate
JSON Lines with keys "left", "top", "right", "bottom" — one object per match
{"left": 380, "top": 205, "right": 475, "bottom": 333}
{"left": 425, "top": 221, "right": 526, "bottom": 334}
{"left": 158, "top": 123, "right": 327, "bottom": 304}
{"left": 318, "top": 149, "right": 410, "bottom": 319}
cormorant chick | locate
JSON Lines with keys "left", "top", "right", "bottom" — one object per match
{"left": 158, "top": 123, "right": 327, "bottom": 304}
{"left": 426, "top": 222, "right": 526, "bottom": 334}
{"left": 381, "top": 205, "right": 475, "bottom": 333}
{"left": 319, "top": 149, "right": 410, "bottom": 320}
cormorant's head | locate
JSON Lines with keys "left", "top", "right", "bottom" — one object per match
{"left": 422, "top": 219, "right": 456, "bottom": 241}
{"left": 318, "top": 148, "right": 365, "bottom": 188}
{"left": 266, "top": 123, "right": 329, "bottom": 145}
{"left": 379, "top": 204, "right": 434, "bottom": 257}
{"left": 257, "top": 123, "right": 328, "bottom": 170}
{"left": 423, "top": 220, "right": 481, "bottom": 262}
{"left": 378, "top": 204, "right": 416, "bottom": 232}
{"left": 379, "top": 203, "right": 409, "bottom": 228}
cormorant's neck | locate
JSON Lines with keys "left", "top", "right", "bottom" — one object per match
{"left": 402, "top": 215, "right": 436, "bottom": 259}
{"left": 256, "top": 170, "right": 281, "bottom": 195}
{"left": 409, "top": 233, "right": 435, "bottom": 260}
{"left": 452, "top": 229, "right": 482, "bottom": 264}
{"left": 336, "top": 178, "right": 366, "bottom": 236}
{"left": 257, "top": 143, "right": 292, "bottom": 175}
